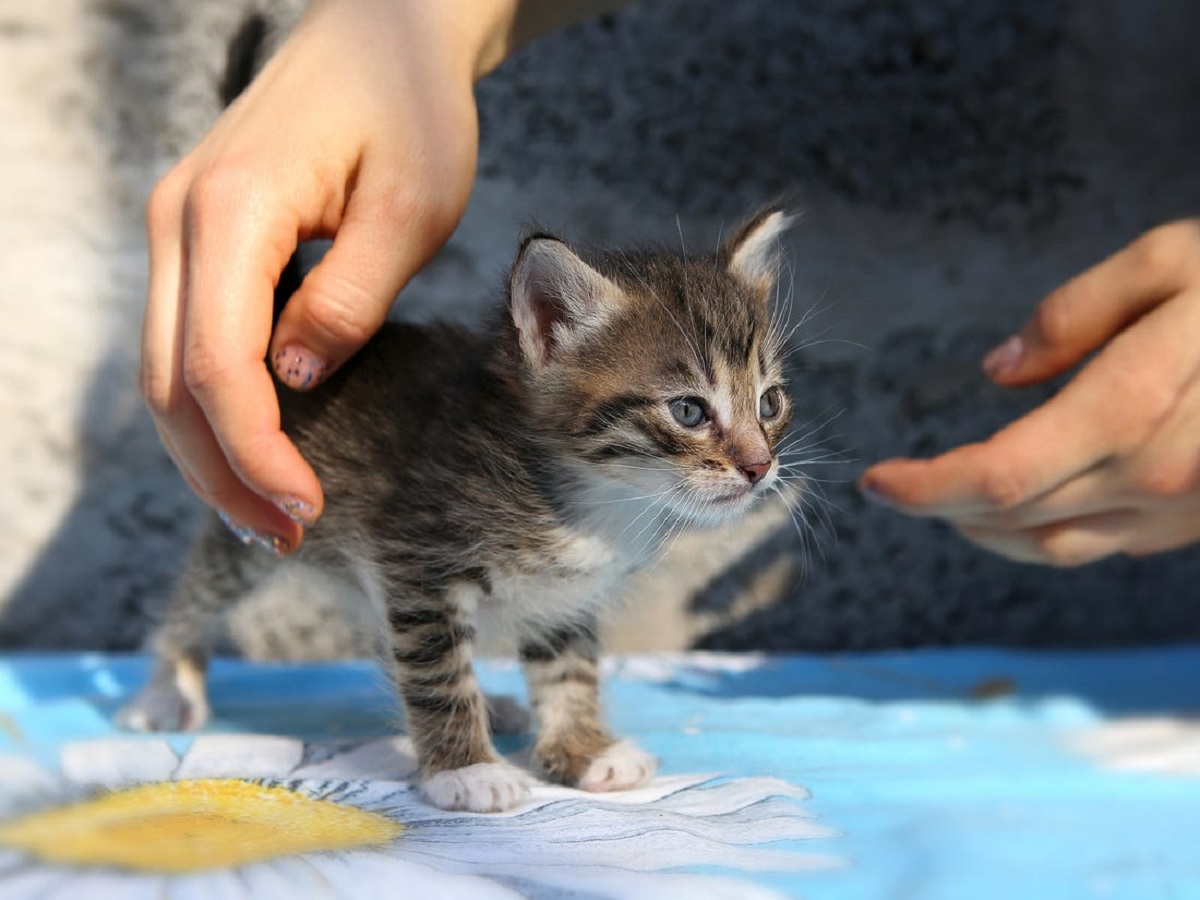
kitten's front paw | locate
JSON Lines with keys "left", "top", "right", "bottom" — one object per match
{"left": 421, "top": 761, "right": 531, "bottom": 813}
{"left": 116, "top": 679, "right": 209, "bottom": 732}
{"left": 578, "top": 740, "right": 657, "bottom": 793}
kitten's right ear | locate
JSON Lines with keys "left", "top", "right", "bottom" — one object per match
{"left": 509, "top": 236, "right": 625, "bottom": 370}
{"left": 723, "top": 206, "right": 795, "bottom": 293}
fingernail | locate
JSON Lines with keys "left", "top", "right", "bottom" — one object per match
{"left": 982, "top": 335, "right": 1023, "bottom": 377}
{"left": 218, "top": 512, "right": 290, "bottom": 556}
{"left": 858, "top": 479, "right": 894, "bottom": 507}
{"left": 273, "top": 494, "right": 317, "bottom": 525}
{"left": 272, "top": 345, "right": 328, "bottom": 391}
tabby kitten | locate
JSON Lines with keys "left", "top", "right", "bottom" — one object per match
{"left": 120, "top": 208, "right": 796, "bottom": 813}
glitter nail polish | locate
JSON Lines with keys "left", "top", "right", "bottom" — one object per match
{"left": 272, "top": 346, "right": 328, "bottom": 391}
{"left": 273, "top": 495, "right": 317, "bottom": 525}
{"left": 982, "top": 335, "right": 1023, "bottom": 378}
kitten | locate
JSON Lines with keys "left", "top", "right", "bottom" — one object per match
{"left": 119, "top": 208, "right": 797, "bottom": 813}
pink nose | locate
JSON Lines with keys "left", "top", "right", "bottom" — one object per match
{"left": 739, "top": 461, "right": 771, "bottom": 485}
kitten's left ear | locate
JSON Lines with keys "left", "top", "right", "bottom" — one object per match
{"left": 723, "top": 207, "right": 795, "bottom": 293}
{"left": 509, "top": 235, "right": 626, "bottom": 371}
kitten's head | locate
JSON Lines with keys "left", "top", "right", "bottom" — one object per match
{"left": 506, "top": 207, "right": 794, "bottom": 528}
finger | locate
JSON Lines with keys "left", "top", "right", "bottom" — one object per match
{"left": 270, "top": 169, "right": 457, "bottom": 391}
{"left": 897, "top": 384, "right": 1198, "bottom": 533}
{"left": 182, "top": 181, "right": 325, "bottom": 521}
{"left": 143, "top": 174, "right": 306, "bottom": 545}
{"left": 957, "top": 510, "right": 1142, "bottom": 567}
{"left": 946, "top": 463, "right": 1122, "bottom": 532}
{"left": 983, "top": 220, "right": 1200, "bottom": 385}
{"left": 865, "top": 279, "right": 1200, "bottom": 517}
{"left": 153, "top": 403, "right": 301, "bottom": 553}
{"left": 959, "top": 503, "right": 1200, "bottom": 567}
{"left": 141, "top": 171, "right": 188, "bottom": 436}
{"left": 860, "top": 379, "right": 1115, "bottom": 517}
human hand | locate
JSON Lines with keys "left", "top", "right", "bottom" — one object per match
{"left": 140, "top": 0, "right": 494, "bottom": 552}
{"left": 860, "top": 220, "right": 1200, "bottom": 566}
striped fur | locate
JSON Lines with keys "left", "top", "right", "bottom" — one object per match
{"left": 121, "top": 208, "right": 796, "bottom": 812}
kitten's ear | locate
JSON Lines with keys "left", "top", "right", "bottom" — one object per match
{"left": 509, "top": 235, "right": 625, "bottom": 369}
{"left": 723, "top": 207, "right": 795, "bottom": 292}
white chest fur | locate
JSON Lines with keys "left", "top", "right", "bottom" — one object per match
{"left": 472, "top": 527, "right": 635, "bottom": 641}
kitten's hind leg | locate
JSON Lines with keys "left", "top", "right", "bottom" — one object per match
{"left": 520, "top": 618, "right": 657, "bottom": 792}
{"left": 386, "top": 590, "right": 530, "bottom": 812}
{"left": 117, "top": 649, "right": 209, "bottom": 732}
{"left": 118, "top": 519, "right": 278, "bottom": 732}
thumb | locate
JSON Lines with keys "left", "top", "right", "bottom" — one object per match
{"left": 269, "top": 194, "right": 454, "bottom": 390}
{"left": 982, "top": 222, "right": 1200, "bottom": 387}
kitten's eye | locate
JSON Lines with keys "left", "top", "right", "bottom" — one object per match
{"left": 669, "top": 397, "right": 708, "bottom": 428}
{"left": 759, "top": 386, "right": 783, "bottom": 420}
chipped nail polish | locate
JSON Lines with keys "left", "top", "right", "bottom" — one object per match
{"left": 272, "top": 345, "right": 328, "bottom": 391}
{"left": 217, "top": 512, "right": 289, "bottom": 556}
{"left": 273, "top": 494, "right": 317, "bottom": 525}
{"left": 982, "top": 335, "right": 1023, "bottom": 378}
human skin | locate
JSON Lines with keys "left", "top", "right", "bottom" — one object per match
{"left": 140, "top": 0, "right": 621, "bottom": 552}
{"left": 860, "top": 220, "right": 1200, "bottom": 566}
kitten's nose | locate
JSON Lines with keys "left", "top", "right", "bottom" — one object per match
{"left": 739, "top": 461, "right": 771, "bottom": 485}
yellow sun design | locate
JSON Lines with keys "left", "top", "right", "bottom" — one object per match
{"left": 0, "top": 778, "right": 404, "bottom": 872}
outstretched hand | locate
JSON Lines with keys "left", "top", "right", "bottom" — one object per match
{"left": 861, "top": 220, "right": 1200, "bottom": 566}
{"left": 140, "top": 0, "right": 486, "bottom": 551}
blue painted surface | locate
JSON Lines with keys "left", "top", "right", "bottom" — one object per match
{"left": 1, "top": 649, "right": 1198, "bottom": 899}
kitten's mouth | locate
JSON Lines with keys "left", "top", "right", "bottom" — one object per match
{"left": 711, "top": 474, "right": 780, "bottom": 508}
{"left": 683, "top": 487, "right": 760, "bottom": 527}
{"left": 710, "top": 486, "right": 758, "bottom": 507}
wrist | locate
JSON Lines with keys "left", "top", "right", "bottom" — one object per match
{"left": 295, "top": 0, "right": 627, "bottom": 91}
{"left": 296, "top": 0, "right": 516, "bottom": 86}
{"left": 459, "top": 0, "right": 634, "bottom": 82}
{"left": 457, "top": 0, "right": 525, "bottom": 81}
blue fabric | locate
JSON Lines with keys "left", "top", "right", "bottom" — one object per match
{"left": 1, "top": 648, "right": 1198, "bottom": 899}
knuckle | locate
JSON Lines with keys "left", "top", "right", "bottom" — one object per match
{"left": 139, "top": 356, "right": 181, "bottom": 418}
{"left": 374, "top": 180, "right": 422, "bottom": 225}
{"left": 1131, "top": 461, "right": 1199, "bottom": 500}
{"left": 299, "top": 270, "right": 384, "bottom": 347}
{"left": 1033, "top": 527, "right": 1096, "bottom": 568}
{"left": 182, "top": 345, "right": 234, "bottom": 399}
{"left": 977, "top": 463, "right": 1030, "bottom": 510}
{"left": 146, "top": 169, "right": 187, "bottom": 232}
{"left": 376, "top": 180, "right": 455, "bottom": 239}
{"left": 184, "top": 164, "right": 263, "bottom": 223}
{"left": 1133, "top": 222, "right": 1199, "bottom": 279}
{"left": 1029, "top": 290, "right": 1076, "bottom": 348}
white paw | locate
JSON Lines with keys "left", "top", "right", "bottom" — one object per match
{"left": 421, "top": 761, "right": 531, "bottom": 813}
{"left": 578, "top": 740, "right": 657, "bottom": 793}
{"left": 485, "top": 694, "right": 532, "bottom": 736}
{"left": 116, "top": 679, "right": 209, "bottom": 732}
